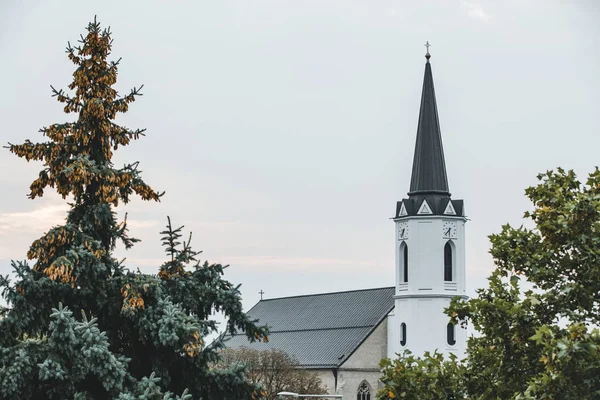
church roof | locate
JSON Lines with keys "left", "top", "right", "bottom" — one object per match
{"left": 409, "top": 55, "right": 450, "bottom": 197}
{"left": 395, "top": 197, "right": 464, "bottom": 218}
{"left": 224, "top": 286, "right": 395, "bottom": 369}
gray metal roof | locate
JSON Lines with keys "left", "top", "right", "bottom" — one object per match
{"left": 224, "top": 287, "right": 395, "bottom": 368}
{"left": 395, "top": 197, "right": 464, "bottom": 218}
{"left": 409, "top": 58, "right": 450, "bottom": 196}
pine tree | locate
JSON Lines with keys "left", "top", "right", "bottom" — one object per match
{"left": 1, "top": 17, "right": 268, "bottom": 399}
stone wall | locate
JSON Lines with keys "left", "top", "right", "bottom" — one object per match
{"left": 305, "top": 318, "right": 388, "bottom": 397}
{"left": 337, "top": 370, "right": 381, "bottom": 399}
{"left": 313, "top": 369, "right": 336, "bottom": 394}
{"left": 341, "top": 317, "right": 387, "bottom": 369}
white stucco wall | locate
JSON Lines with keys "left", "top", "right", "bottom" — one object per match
{"left": 388, "top": 297, "right": 466, "bottom": 359}
{"left": 390, "top": 214, "right": 468, "bottom": 359}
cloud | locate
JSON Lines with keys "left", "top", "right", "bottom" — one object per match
{"left": 0, "top": 203, "right": 160, "bottom": 233}
{"left": 0, "top": 203, "right": 70, "bottom": 259}
{"left": 222, "top": 255, "right": 375, "bottom": 270}
{"left": 0, "top": 204, "right": 69, "bottom": 234}
{"left": 460, "top": 0, "right": 490, "bottom": 22}
{"left": 125, "top": 219, "right": 159, "bottom": 229}
{"left": 123, "top": 255, "right": 377, "bottom": 272}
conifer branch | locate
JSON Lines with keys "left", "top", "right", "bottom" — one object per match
{"left": 2, "top": 17, "right": 267, "bottom": 398}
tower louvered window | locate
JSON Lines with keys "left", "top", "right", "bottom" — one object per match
{"left": 444, "top": 241, "right": 453, "bottom": 281}
{"left": 357, "top": 381, "right": 371, "bottom": 400}
{"left": 400, "top": 322, "right": 407, "bottom": 346}
{"left": 402, "top": 243, "right": 408, "bottom": 283}
{"left": 447, "top": 322, "right": 456, "bottom": 346}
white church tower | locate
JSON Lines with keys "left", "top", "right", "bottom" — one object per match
{"left": 387, "top": 47, "right": 468, "bottom": 359}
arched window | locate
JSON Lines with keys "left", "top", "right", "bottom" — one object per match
{"left": 357, "top": 380, "right": 371, "bottom": 400}
{"left": 444, "top": 241, "right": 453, "bottom": 282}
{"left": 400, "top": 322, "right": 407, "bottom": 346}
{"left": 400, "top": 242, "right": 409, "bottom": 283}
{"left": 447, "top": 322, "right": 456, "bottom": 346}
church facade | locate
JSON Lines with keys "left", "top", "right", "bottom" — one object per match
{"left": 226, "top": 51, "right": 468, "bottom": 399}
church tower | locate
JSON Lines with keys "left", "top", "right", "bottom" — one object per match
{"left": 387, "top": 46, "right": 467, "bottom": 359}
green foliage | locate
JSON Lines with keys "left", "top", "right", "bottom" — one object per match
{"left": 490, "top": 167, "right": 600, "bottom": 324}
{"left": 377, "top": 351, "right": 466, "bottom": 400}
{"left": 448, "top": 271, "right": 546, "bottom": 398}
{"left": 378, "top": 168, "right": 600, "bottom": 399}
{"left": 522, "top": 324, "right": 600, "bottom": 399}
{"left": 1, "top": 304, "right": 132, "bottom": 398}
{"left": 1, "top": 17, "right": 267, "bottom": 399}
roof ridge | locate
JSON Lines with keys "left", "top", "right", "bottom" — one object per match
{"left": 258, "top": 286, "right": 394, "bottom": 302}
{"left": 228, "top": 325, "right": 377, "bottom": 336}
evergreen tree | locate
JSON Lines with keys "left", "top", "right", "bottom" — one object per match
{"left": 1, "top": 17, "right": 268, "bottom": 399}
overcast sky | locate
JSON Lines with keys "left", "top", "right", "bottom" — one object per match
{"left": 1, "top": 1, "right": 599, "bottom": 322}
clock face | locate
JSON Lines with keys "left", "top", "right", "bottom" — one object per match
{"left": 398, "top": 222, "right": 409, "bottom": 240}
{"left": 442, "top": 221, "right": 457, "bottom": 238}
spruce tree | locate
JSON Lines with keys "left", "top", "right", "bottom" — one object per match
{"left": 1, "top": 17, "right": 268, "bottom": 399}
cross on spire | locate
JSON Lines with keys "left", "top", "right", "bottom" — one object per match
{"left": 425, "top": 41, "right": 431, "bottom": 60}
{"left": 259, "top": 290, "right": 265, "bottom": 300}
{"left": 408, "top": 43, "right": 449, "bottom": 197}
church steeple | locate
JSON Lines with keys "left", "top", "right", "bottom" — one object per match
{"left": 389, "top": 45, "right": 468, "bottom": 361}
{"left": 408, "top": 47, "right": 450, "bottom": 196}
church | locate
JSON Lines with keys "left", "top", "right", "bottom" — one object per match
{"left": 225, "top": 48, "right": 469, "bottom": 399}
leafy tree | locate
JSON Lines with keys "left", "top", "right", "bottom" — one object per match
{"left": 447, "top": 270, "right": 548, "bottom": 399}
{"left": 377, "top": 351, "right": 466, "bottom": 400}
{"left": 218, "top": 347, "right": 327, "bottom": 400}
{"left": 1, "top": 17, "right": 268, "bottom": 399}
{"left": 523, "top": 323, "right": 600, "bottom": 399}
{"left": 377, "top": 168, "right": 600, "bottom": 399}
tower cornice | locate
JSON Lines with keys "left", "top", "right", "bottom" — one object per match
{"left": 392, "top": 215, "right": 468, "bottom": 222}
{"left": 393, "top": 293, "right": 468, "bottom": 300}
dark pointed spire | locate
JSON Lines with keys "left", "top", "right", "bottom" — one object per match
{"left": 408, "top": 45, "right": 450, "bottom": 196}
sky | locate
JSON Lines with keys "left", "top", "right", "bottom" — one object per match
{"left": 1, "top": 0, "right": 599, "bottom": 329}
